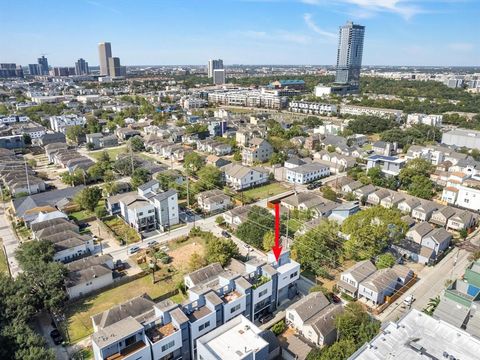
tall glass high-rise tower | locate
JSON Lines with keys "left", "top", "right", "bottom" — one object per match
{"left": 98, "top": 42, "right": 112, "bottom": 76}
{"left": 335, "top": 21, "right": 365, "bottom": 89}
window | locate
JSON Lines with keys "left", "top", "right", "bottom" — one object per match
{"left": 258, "top": 289, "right": 268, "bottom": 297}
{"left": 288, "top": 313, "right": 294, "bottom": 321}
{"left": 230, "top": 304, "right": 241, "bottom": 313}
{"left": 138, "top": 212, "right": 143, "bottom": 216}
{"left": 290, "top": 271, "right": 298, "bottom": 279}
{"left": 161, "top": 340, "right": 175, "bottom": 352}
{"left": 199, "top": 321, "right": 210, "bottom": 331}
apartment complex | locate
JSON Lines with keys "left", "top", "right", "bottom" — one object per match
{"left": 289, "top": 101, "right": 337, "bottom": 116}
{"left": 207, "top": 89, "right": 288, "bottom": 109}
{"left": 91, "top": 250, "right": 300, "bottom": 360}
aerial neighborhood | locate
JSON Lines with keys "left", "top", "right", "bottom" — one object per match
{"left": 1, "top": 10, "right": 480, "bottom": 360}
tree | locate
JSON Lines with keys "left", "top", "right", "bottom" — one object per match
{"left": 398, "top": 158, "right": 434, "bottom": 190}
{"left": 408, "top": 175, "right": 435, "bottom": 199}
{"left": 131, "top": 168, "right": 151, "bottom": 189}
{"left": 215, "top": 216, "right": 225, "bottom": 226}
{"left": 86, "top": 142, "right": 95, "bottom": 151}
{"left": 87, "top": 162, "right": 106, "bottom": 180}
{"left": 335, "top": 302, "right": 380, "bottom": 346}
{"left": 188, "top": 253, "right": 208, "bottom": 271}
{"left": 375, "top": 253, "right": 396, "bottom": 269}
{"left": 307, "top": 339, "right": 357, "bottom": 360}
{"left": 262, "top": 231, "right": 275, "bottom": 252}
{"left": 233, "top": 151, "right": 242, "bottom": 162}
{"left": 129, "top": 135, "right": 145, "bottom": 152}
{"left": 22, "top": 133, "right": 32, "bottom": 145}
{"left": 113, "top": 156, "right": 141, "bottom": 176}
{"left": 321, "top": 187, "right": 338, "bottom": 202}
{"left": 460, "top": 228, "right": 468, "bottom": 240}
{"left": 65, "top": 125, "right": 85, "bottom": 143}
{"left": 195, "top": 165, "right": 223, "bottom": 192}
{"left": 16, "top": 241, "right": 55, "bottom": 271}
{"left": 342, "top": 206, "right": 407, "bottom": 260}
{"left": 292, "top": 220, "right": 341, "bottom": 275}
{"left": 60, "top": 169, "right": 85, "bottom": 186}
{"left": 270, "top": 152, "right": 287, "bottom": 165}
{"left": 74, "top": 186, "right": 102, "bottom": 212}
{"left": 183, "top": 152, "right": 205, "bottom": 175}
{"left": 205, "top": 237, "right": 239, "bottom": 266}
{"left": 236, "top": 206, "right": 275, "bottom": 249}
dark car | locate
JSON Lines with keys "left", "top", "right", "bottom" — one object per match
{"left": 221, "top": 230, "right": 231, "bottom": 238}
{"left": 331, "top": 294, "right": 341, "bottom": 304}
{"left": 259, "top": 313, "right": 274, "bottom": 324}
{"left": 50, "top": 329, "right": 63, "bottom": 345}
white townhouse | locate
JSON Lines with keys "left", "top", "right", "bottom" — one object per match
{"left": 224, "top": 164, "right": 268, "bottom": 190}
{"left": 285, "top": 163, "right": 330, "bottom": 184}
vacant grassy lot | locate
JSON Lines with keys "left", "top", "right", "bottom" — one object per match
{"left": 0, "top": 241, "right": 7, "bottom": 274}
{"left": 66, "top": 272, "right": 185, "bottom": 343}
{"left": 242, "top": 182, "right": 289, "bottom": 201}
{"left": 103, "top": 217, "right": 140, "bottom": 244}
{"left": 89, "top": 146, "right": 127, "bottom": 161}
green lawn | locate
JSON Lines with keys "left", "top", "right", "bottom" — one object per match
{"left": 89, "top": 146, "right": 127, "bottom": 161}
{"left": 138, "top": 152, "right": 159, "bottom": 162}
{"left": 69, "top": 209, "right": 93, "bottom": 222}
{"left": 66, "top": 273, "right": 185, "bottom": 343}
{"left": 0, "top": 241, "right": 8, "bottom": 274}
{"left": 241, "top": 182, "right": 290, "bottom": 201}
{"left": 286, "top": 218, "right": 303, "bottom": 234}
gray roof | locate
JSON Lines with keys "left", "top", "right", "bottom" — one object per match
{"left": 425, "top": 228, "right": 452, "bottom": 244}
{"left": 152, "top": 189, "right": 177, "bottom": 202}
{"left": 92, "top": 294, "right": 155, "bottom": 330}
{"left": 309, "top": 304, "right": 343, "bottom": 337}
{"left": 13, "top": 185, "right": 85, "bottom": 217}
{"left": 137, "top": 179, "right": 159, "bottom": 191}
{"left": 92, "top": 316, "right": 143, "bottom": 348}
{"left": 409, "top": 222, "right": 434, "bottom": 238}
{"left": 361, "top": 268, "right": 399, "bottom": 293}
{"left": 289, "top": 292, "right": 330, "bottom": 322}
{"left": 433, "top": 297, "right": 470, "bottom": 329}
{"left": 289, "top": 162, "right": 328, "bottom": 175}
{"left": 66, "top": 264, "right": 112, "bottom": 288}
{"left": 30, "top": 217, "right": 76, "bottom": 232}
{"left": 344, "top": 260, "right": 377, "bottom": 283}
{"left": 65, "top": 254, "right": 113, "bottom": 272}
{"left": 186, "top": 262, "right": 224, "bottom": 286}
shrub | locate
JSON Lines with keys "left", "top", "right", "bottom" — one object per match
{"left": 271, "top": 320, "right": 286, "bottom": 335}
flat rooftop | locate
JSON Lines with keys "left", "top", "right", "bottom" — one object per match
{"left": 200, "top": 315, "right": 268, "bottom": 359}
{"left": 350, "top": 309, "right": 480, "bottom": 360}
{"left": 187, "top": 306, "right": 212, "bottom": 322}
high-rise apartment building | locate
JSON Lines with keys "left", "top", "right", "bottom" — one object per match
{"left": 0, "top": 64, "right": 24, "bottom": 78}
{"left": 75, "top": 58, "right": 89, "bottom": 75}
{"left": 28, "top": 64, "right": 41, "bottom": 76}
{"left": 213, "top": 68, "right": 226, "bottom": 85}
{"left": 208, "top": 59, "right": 223, "bottom": 78}
{"left": 98, "top": 42, "right": 112, "bottom": 76}
{"left": 37, "top": 55, "right": 49, "bottom": 75}
{"left": 108, "top": 57, "right": 126, "bottom": 77}
{"left": 335, "top": 21, "right": 365, "bottom": 89}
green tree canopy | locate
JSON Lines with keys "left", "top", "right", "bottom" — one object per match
{"left": 236, "top": 206, "right": 274, "bottom": 249}
{"left": 129, "top": 135, "right": 145, "bottom": 152}
{"left": 342, "top": 206, "right": 407, "bottom": 260}
{"left": 375, "top": 253, "right": 397, "bottom": 269}
{"left": 195, "top": 165, "right": 223, "bottom": 192}
{"left": 183, "top": 152, "right": 205, "bottom": 175}
{"left": 292, "top": 220, "right": 341, "bottom": 275}
{"left": 74, "top": 186, "right": 102, "bottom": 212}
{"left": 205, "top": 237, "right": 239, "bottom": 266}
{"left": 131, "top": 168, "right": 152, "bottom": 189}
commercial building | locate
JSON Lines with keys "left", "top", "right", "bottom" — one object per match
{"left": 335, "top": 21, "right": 365, "bottom": 91}
{"left": 442, "top": 128, "right": 480, "bottom": 150}
{"left": 350, "top": 309, "right": 480, "bottom": 360}
{"left": 98, "top": 42, "right": 112, "bottom": 76}
{"left": 207, "top": 59, "right": 223, "bottom": 78}
{"left": 75, "top": 58, "right": 89, "bottom": 75}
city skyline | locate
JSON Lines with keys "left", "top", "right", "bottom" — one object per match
{"left": 0, "top": 0, "right": 478, "bottom": 67}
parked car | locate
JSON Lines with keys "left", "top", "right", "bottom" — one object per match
{"left": 259, "top": 313, "right": 274, "bottom": 324}
{"left": 147, "top": 240, "right": 158, "bottom": 247}
{"left": 115, "top": 259, "right": 125, "bottom": 271}
{"left": 128, "top": 246, "right": 140, "bottom": 255}
{"left": 49, "top": 329, "right": 63, "bottom": 345}
{"left": 221, "top": 230, "right": 231, "bottom": 238}
{"left": 331, "top": 294, "right": 341, "bottom": 304}
{"left": 307, "top": 181, "right": 322, "bottom": 190}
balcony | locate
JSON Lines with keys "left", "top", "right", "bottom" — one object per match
{"left": 146, "top": 323, "right": 178, "bottom": 343}
{"left": 105, "top": 340, "right": 147, "bottom": 360}
{"left": 224, "top": 290, "right": 242, "bottom": 303}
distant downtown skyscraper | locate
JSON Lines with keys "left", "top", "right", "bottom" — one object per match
{"left": 37, "top": 55, "right": 49, "bottom": 75}
{"left": 75, "top": 58, "right": 89, "bottom": 75}
{"left": 208, "top": 59, "right": 223, "bottom": 78}
{"left": 98, "top": 42, "right": 112, "bottom": 76}
{"left": 335, "top": 21, "right": 365, "bottom": 89}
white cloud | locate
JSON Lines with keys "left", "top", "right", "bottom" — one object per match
{"left": 238, "top": 29, "right": 312, "bottom": 44}
{"left": 448, "top": 42, "right": 474, "bottom": 51}
{"left": 303, "top": 13, "right": 337, "bottom": 39}
{"left": 302, "top": 0, "right": 424, "bottom": 19}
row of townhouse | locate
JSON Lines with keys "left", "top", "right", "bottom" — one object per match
{"left": 144, "top": 135, "right": 186, "bottom": 162}
{"left": 91, "top": 250, "right": 300, "bottom": 360}
{"left": 285, "top": 161, "right": 330, "bottom": 184}
{"left": 337, "top": 260, "right": 414, "bottom": 305}
{"left": 0, "top": 149, "right": 46, "bottom": 195}
{"left": 106, "top": 180, "right": 179, "bottom": 233}
{"left": 406, "top": 113, "right": 443, "bottom": 127}
{"left": 441, "top": 171, "right": 480, "bottom": 212}
{"left": 0, "top": 115, "right": 29, "bottom": 123}
{"left": 196, "top": 138, "right": 232, "bottom": 156}
{"left": 288, "top": 101, "right": 337, "bottom": 116}
{"left": 339, "top": 104, "right": 403, "bottom": 121}
{"left": 49, "top": 114, "right": 86, "bottom": 134}
{"left": 405, "top": 144, "right": 471, "bottom": 167}
{"left": 312, "top": 151, "right": 357, "bottom": 173}
{"left": 207, "top": 89, "right": 288, "bottom": 109}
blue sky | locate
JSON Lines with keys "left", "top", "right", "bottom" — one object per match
{"left": 0, "top": 0, "right": 478, "bottom": 66}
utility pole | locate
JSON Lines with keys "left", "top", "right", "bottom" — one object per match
{"left": 129, "top": 142, "right": 134, "bottom": 175}
{"left": 24, "top": 158, "right": 31, "bottom": 195}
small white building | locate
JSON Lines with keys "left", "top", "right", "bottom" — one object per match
{"left": 285, "top": 163, "right": 330, "bottom": 184}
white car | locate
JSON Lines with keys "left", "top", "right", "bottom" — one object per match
{"left": 128, "top": 246, "right": 140, "bottom": 255}
{"left": 147, "top": 240, "right": 158, "bottom": 247}
{"left": 404, "top": 295, "right": 415, "bottom": 306}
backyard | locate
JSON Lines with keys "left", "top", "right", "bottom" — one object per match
{"left": 240, "top": 182, "right": 290, "bottom": 201}
{"left": 103, "top": 216, "right": 141, "bottom": 244}
{"left": 89, "top": 146, "right": 127, "bottom": 161}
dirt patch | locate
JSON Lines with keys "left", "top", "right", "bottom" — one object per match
{"left": 169, "top": 241, "right": 204, "bottom": 273}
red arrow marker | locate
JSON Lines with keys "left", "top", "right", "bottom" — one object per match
{"left": 272, "top": 202, "right": 283, "bottom": 262}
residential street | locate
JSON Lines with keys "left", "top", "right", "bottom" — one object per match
{"left": 378, "top": 232, "right": 479, "bottom": 323}
{"left": 0, "top": 207, "right": 20, "bottom": 277}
